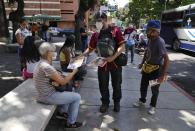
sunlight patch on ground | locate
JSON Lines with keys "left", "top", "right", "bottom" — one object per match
{"left": 103, "top": 115, "right": 115, "bottom": 124}
{"left": 139, "top": 129, "right": 168, "bottom": 131}
{"left": 179, "top": 110, "right": 195, "bottom": 128}
{"left": 168, "top": 53, "right": 193, "bottom": 61}
{"left": 1, "top": 76, "right": 23, "bottom": 80}
{"left": 1, "top": 70, "right": 12, "bottom": 74}
{"left": 0, "top": 65, "right": 5, "bottom": 68}
{"left": 139, "top": 129, "right": 152, "bottom": 131}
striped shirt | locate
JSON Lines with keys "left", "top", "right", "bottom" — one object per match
{"left": 33, "top": 59, "right": 56, "bottom": 101}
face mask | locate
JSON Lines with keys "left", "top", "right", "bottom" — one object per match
{"left": 96, "top": 22, "right": 103, "bottom": 31}
{"left": 52, "top": 52, "right": 57, "bottom": 60}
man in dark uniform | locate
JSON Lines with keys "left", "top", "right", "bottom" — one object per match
{"left": 81, "top": 13, "right": 125, "bottom": 113}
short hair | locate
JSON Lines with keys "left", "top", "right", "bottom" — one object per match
{"left": 19, "top": 18, "right": 26, "bottom": 24}
{"left": 101, "top": 13, "right": 107, "bottom": 20}
{"left": 63, "top": 35, "right": 75, "bottom": 47}
{"left": 91, "top": 25, "right": 97, "bottom": 29}
{"left": 21, "top": 36, "right": 40, "bottom": 63}
{"left": 39, "top": 42, "right": 56, "bottom": 56}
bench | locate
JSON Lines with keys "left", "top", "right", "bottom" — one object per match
{"left": 0, "top": 79, "right": 56, "bottom": 131}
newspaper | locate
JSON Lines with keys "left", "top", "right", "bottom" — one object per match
{"left": 87, "top": 57, "right": 107, "bottom": 67}
{"left": 85, "top": 52, "right": 107, "bottom": 67}
{"left": 67, "top": 56, "right": 85, "bottom": 69}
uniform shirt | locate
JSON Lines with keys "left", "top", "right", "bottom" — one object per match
{"left": 33, "top": 60, "right": 56, "bottom": 102}
{"left": 89, "top": 26, "right": 125, "bottom": 70}
{"left": 88, "top": 32, "right": 99, "bottom": 50}
{"left": 146, "top": 36, "right": 167, "bottom": 65}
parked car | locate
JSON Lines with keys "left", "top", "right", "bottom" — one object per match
{"left": 48, "top": 27, "right": 60, "bottom": 36}
{"left": 58, "top": 28, "right": 74, "bottom": 37}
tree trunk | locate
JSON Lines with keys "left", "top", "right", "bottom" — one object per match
{"left": 0, "top": 0, "right": 9, "bottom": 38}
{"left": 74, "top": 14, "right": 82, "bottom": 50}
{"left": 74, "top": 0, "right": 85, "bottom": 51}
{"left": 9, "top": 0, "right": 24, "bottom": 43}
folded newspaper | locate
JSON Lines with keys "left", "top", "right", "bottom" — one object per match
{"left": 67, "top": 56, "right": 85, "bottom": 69}
{"left": 83, "top": 52, "right": 107, "bottom": 67}
{"left": 87, "top": 57, "right": 107, "bottom": 67}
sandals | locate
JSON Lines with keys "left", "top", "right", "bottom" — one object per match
{"left": 65, "top": 122, "right": 82, "bottom": 128}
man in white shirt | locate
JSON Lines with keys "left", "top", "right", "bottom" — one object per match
{"left": 15, "top": 19, "right": 31, "bottom": 47}
{"left": 15, "top": 18, "right": 31, "bottom": 71}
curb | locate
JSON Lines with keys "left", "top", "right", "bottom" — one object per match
{"left": 169, "top": 81, "right": 195, "bottom": 103}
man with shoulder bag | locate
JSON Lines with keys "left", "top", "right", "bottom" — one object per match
{"left": 133, "top": 20, "right": 169, "bottom": 115}
{"left": 80, "top": 13, "right": 125, "bottom": 113}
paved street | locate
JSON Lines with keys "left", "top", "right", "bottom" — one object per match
{"left": 0, "top": 53, "right": 22, "bottom": 97}
{"left": 167, "top": 49, "right": 195, "bottom": 98}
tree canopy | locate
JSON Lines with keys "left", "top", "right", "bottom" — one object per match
{"left": 126, "top": 0, "right": 195, "bottom": 27}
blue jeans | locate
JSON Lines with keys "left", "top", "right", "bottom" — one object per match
{"left": 125, "top": 44, "right": 135, "bottom": 63}
{"left": 82, "top": 39, "right": 87, "bottom": 52}
{"left": 42, "top": 31, "right": 47, "bottom": 41}
{"left": 45, "top": 91, "right": 81, "bottom": 124}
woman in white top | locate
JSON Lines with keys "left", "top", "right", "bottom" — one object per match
{"left": 20, "top": 36, "right": 41, "bottom": 79}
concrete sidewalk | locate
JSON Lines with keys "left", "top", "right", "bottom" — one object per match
{"left": 46, "top": 53, "right": 195, "bottom": 131}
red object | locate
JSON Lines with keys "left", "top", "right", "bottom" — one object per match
{"left": 22, "top": 68, "right": 33, "bottom": 79}
{"left": 89, "top": 26, "right": 125, "bottom": 70}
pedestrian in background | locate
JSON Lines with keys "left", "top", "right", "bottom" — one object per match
{"left": 31, "top": 22, "right": 38, "bottom": 37}
{"left": 133, "top": 20, "right": 169, "bottom": 115}
{"left": 80, "top": 22, "right": 88, "bottom": 52}
{"left": 20, "top": 36, "right": 41, "bottom": 79}
{"left": 15, "top": 18, "right": 31, "bottom": 71}
{"left": 41, "top": 22, "right": 49, "bottom": 41}
{"left": 59, "top": 35, "right": 85, "bottom": 91}
{"left": 124, "top": 24, "right": 136, "bottom": 63}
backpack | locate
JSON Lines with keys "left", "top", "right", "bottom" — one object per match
{"left": 97, "top": 26, "right": 127, "bottom": 66}
{"left": 96, "top": 27, "right": 116, "bottom": 57}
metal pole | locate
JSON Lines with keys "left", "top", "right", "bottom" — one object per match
{"left": 164, "top": 0, "right": 167, "bottom": 10}
{"left": 40, "top": 0, "right": 42, "bottom": 14}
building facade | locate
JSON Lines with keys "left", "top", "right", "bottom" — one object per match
{"left": 5, "top": 0, "right": 79, "bottom": 29}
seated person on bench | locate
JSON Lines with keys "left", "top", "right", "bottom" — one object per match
{"left": 33, "top": 42, "right": 82, "bottom": 128}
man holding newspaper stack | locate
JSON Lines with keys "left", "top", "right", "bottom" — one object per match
{"left": 81, "top": 13, "right": 125, "bottom": 113}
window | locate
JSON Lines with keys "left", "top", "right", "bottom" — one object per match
{"left": 162, "top": 11, "right": 184, "bottom": 22}
{"left": 184, "top": 14, "right": 195, "bottom": 28}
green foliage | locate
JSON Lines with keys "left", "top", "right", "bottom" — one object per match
{"left": 127, "top": 0, "right": 195, "bottom": 27}
{"left": 100, "top": 0, "right": 107, "bottom": 5}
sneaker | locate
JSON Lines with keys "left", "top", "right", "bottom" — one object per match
{"left": 56, "top": 112, "right": 68, "bottom": 120}
{"left": 133, "top": 100, "right": 145, "bottom": 107}
{"left": 65, "top": 122, "right": 82, "bottom": 128}
{"left": 99, "top": 104, "right": 109, "bottom": 113}
{"left": 148, "top": 107, "right": 156, "bottom": 115}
